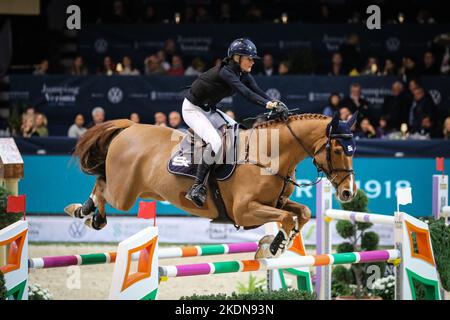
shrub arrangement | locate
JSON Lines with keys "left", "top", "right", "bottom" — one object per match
{"left": 180, "top": 288, "right": 316, "bottom": 300}
{"left": 0, "top": 271, "right": 7, "bottom": 300}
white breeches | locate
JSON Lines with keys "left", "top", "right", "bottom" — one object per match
{"left": 181, "top": 98, "right": 237, "bottom": 154}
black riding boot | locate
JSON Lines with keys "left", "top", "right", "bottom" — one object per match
{"left": 185, "top": 144, "right": 215, "bottom": 207}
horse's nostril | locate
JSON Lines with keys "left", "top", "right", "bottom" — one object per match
{"left": 342, "top": 190, "right": 351, "bottom": 199}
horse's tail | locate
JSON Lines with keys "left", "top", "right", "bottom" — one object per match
{"left": 74, "top": 119, "right": 135, "bottom": 178}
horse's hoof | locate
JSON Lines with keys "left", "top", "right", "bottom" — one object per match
{"left": 255, "top": 235, "right": 276, "bottom": 259}
{"left": 85, "top": 214, "right": 107, "bottom": 231}
{"left": 258, "top": 235, "right": 274, "bottom": 246}
{"left": 64, "top": 203, "right": 83, "bottom": 218}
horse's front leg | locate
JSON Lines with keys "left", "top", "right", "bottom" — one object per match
{"left": 282, "top": 199, "right": 312, "bottom": 248}
{"left": 235, "top": 201, "right": 296, "bottom": 259}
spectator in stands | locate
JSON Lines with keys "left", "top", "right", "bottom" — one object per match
{"left": 119, "top": 56, "right": 140, "bottom": 75}
{"left": 376, "top": 116, "right": 393, "bottom": 138}
{"left": 34, "top": 113, "right": 48, "bottom": 137}
{"left": 107, "top": 0, "right": 130, "bottom": 24}
{"left": 156, "top": 50, "right": 171, "bottom": 71}
{"left": 154, "top": 112, "right": 167, "bottom": 126}
{"left": 443, "top": 117, "right": 450, "bottom": 139}
{"left": 98, "top": 56, "right": 115, "bottom": 75}
{"left": 184, "top": 6, "right": 195, "bottom": 23}
{"left": 33, "top": 59, "right": 49, "bottom": 75}
{"left": 21, "top": 106, "right": 35, "bottom": 124}
{"left": 382, "top": 81, "right": 410, "bottom": 130}
{"left": 339, "top": 34, "right": 361, "bottom": 75}
{"left": 421, "top": 51, "right": 440, "bottom": 75}
{"left": 328, "top": 53, "right": 345, "bottom": 76}
{"left": 169, "top": 111, "right": 187, "bottom": 131}
{"left": 196, "top": 6, "right": 212, "bottom": 23}
{"left": 21, "top": 117, "right": 37, "bottom": 137}
{"left": 381, "top": 58, "right": 397, "bottom": 76}
{"left": 163, "top": 39, "right": 177, "bottom": 62}
{"left": 355, "top": 118, "right": 376, "bottom": 139}
{"left": 168, "top": 55, "right": 185, "bottom": 76}
{"left": 87, "top": 107, "right": 105, "bottom": 129}
{"left": 70, "top": 56, "right": 88, "bottom": 75}
{"left": 144, "top": 55, "right": 166, "bottom": 75}
{"left": 399, "top": 56, "right": 419, "bottom": 83}
{"left": 219, "top": 2, "right": 232, "bottom": 22}
{"left": 260, "top": 54, "right": 277, "bottom": 76}
{"left": 408, "top": 86, "right": 435, "bottom": 133}
{"left": 416, "top": 10, "right": 435, "bottom": 24}
{"left": 185, "top": 58, "right": 206, "bottom": 76}
{"left": 339, "top": 106, "right": 352, "bottom": 121}
{"left": 68, "top": 114, "right": 87, "bottom": 138}
{"left": 415, "top": 115, "right": 438, "bottom": 139}
{"left": 439, "top": 44, "right": 450, "bottom": 75}
{"left": 141, "top": 5, "right": 158, "bottom": 23}
{"left": 130, "top": 113, "right": 140, "bottom": 123}
{"left": 278, "top": 61, "right": 290, "bottom": 75}
{"left": 342, "top": 83, "right": 371, "bottom": 123}
{"left": 323, "top": 93, "right": 341, "bottom": 116}
{"left": 361, "top": 56, "right": 379, "bottom": 75}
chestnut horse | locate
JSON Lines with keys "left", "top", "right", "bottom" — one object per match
{"left": 65, "top": 112, "right": 357, "bottom": 258}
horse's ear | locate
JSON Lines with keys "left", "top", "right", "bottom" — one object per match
{"left": 347, "top": 111, "right": 358, "bottom": 131}
{"left": 330, "top": 112, "right": 340, "bottom": 133}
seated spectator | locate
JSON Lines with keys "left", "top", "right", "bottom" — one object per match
{"left": 156, "top": 50, "right": 171, "bottom": 71}
{"left": 328, "top": 53, "right": 345, "bottom": 76}
{"left": 70, "top": 56, "right": 88, "bottom": 75}
{"left": 339, "top": 33, "right": 361, "bottom": 74}
{"left": 167, "top": 55, "right": 185, "bottom": 76}
{"left": 87, "top": 107, "right": 105, "bottom": 128}
{"left": 260, "top": 54, "right": 277, "bottom": 76}
{"left": 219, "top": 2, "right": 232, "bottom": 22}
{"left": 355, "top": 118, "right": 376, "bottom": 139}
{"left": 376, "top": 116, "right": 393, "bottom": 138}
{"left": 169, "top": 111, "right": 187, "bottom": 131}
{"left": 21, "top": 106, "right": 35, "bottom": 124}
{"left": 339, "top": 106, "right": 352, "bottom": 121}
{"left": 144, "top": 55, "right": 166, "bottom": 75}
{"left": 68, "top": 114, "right": 87, "bottom": 138}
{"left": 141, "top": 5, "right": 158, "bottom": 23}
{"left": 443, "top": 117, "right": 450, "bottom": 139}
{"left": 130, "top": 112, "right": 140, "bottom": 123}
{"left": 381, "top": 58, "right": 397, "bottom": 75}
{"left": 33, "top": 59, "right": 49, "bottom": 75}
{"left": 98, "top": 56, "right": 116, "bottom": 75}
{"left": 21, "top": 117, "right": 37, "bottom": 137}
{"left": 342, "top": 83, "right": 371, "bottom": 124}
{"left": 119, "top": 56, "right": 140, "bottom": 75}
{"left": 185, "top": 58, "right": 205, "bottom": 76}
{"left": 154, "top": 112, "right": 167, "bottom": 126}
{"left": 278, "top": 61, "right": 290, "bottom": 75}
{"left": 421, "top": 51, "right": 440, "bottom": 75}
{"left": 34, "top": 113, "right": 48, "bottom": 137}
{"left": 381, "top": 81, "right": 410, "bottom": 130}
{"left": 408, "top": 86, "right": 435, "bottom": 133}
{"left": 163, "top": 39, "right": 177, "bottom": 62}
{"left": 361, "top": 56, "right": 379, "bottom": 75}
{"left": 323, "top": 93, "right": 341, "bottom": 117}
{"left": 399, "top": 56, "right": 419, "bottom": 83}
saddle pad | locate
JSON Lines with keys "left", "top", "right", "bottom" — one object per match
{"left": 167, "top": 124, "right": 239, "bottom": 181}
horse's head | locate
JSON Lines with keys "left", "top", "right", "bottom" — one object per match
{"left": 313, "top": 112, "right": 358, "bottom": 202}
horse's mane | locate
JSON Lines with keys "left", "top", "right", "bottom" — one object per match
{"left": 252, "top": 113, "right": 330, "bottom": 129}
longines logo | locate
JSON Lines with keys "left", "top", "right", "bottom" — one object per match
{"left": 108, "top": 87, "right": 123, "bottom": 104}
{"left": 428, "top": 90, "right": 442, "bottom": 105}
{"left": 385, "top": 37, "right": 400, "bottom": 52}
{"left": 266, "top": 88, "right": 281, "bottom": 100}
{"left": 95, "top": 38, "right": 108, "bottom": 53}
{"left": 68, "top": 221, "right": 87, "bottom": 239}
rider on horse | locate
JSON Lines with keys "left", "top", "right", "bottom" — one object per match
{"left": 182, "top": 38, "right": 289, "bottom": 208}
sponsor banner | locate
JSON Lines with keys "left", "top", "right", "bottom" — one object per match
{"left": 27, "top": 216, "right": 394, "bottom": 246}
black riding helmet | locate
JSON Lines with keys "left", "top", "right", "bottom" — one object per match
{"left": 227, "top": 38, "right": 260, "bottom": 59}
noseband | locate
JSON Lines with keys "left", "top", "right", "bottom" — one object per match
{"left": 286, "top": 123, "right": 354, "bottom": 189}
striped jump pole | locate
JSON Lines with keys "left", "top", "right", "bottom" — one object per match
{"left": 28, "top": 242, "right": 259, "bottom": 269}
{"left": 159, "top": 249, "right": 400, "bottom": 278}
{"left": 325, "top": 209, "right": 395, "bottom": 225}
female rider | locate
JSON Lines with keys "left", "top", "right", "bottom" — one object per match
{"left": 182, "top": 38, "right": 288, "bottom": 207}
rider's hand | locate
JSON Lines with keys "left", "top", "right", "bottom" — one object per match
{"left": 266, "top": 101, "right": 278, "bottom": 109}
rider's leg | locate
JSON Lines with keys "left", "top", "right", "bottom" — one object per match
{"left": 182, "top": 99, "right": 223, "bottom": 207}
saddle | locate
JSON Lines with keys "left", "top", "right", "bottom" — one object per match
{"left": 167, "top": 123, "right": 240, "bottom": 225}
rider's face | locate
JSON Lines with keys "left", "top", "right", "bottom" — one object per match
{"left": 239, "top": 56, "right": 255, "bottom": 72}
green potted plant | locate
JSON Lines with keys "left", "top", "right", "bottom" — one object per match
{"left": 331, "top": 189, "right": 386, "bottom": 299}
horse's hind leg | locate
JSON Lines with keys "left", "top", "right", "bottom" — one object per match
{"left": 64, "top": 177, "right": 108, "bottom": 230}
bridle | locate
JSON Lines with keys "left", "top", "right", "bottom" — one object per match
{"left": 286, "top": 122, "right": 355, "bottom": 189}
